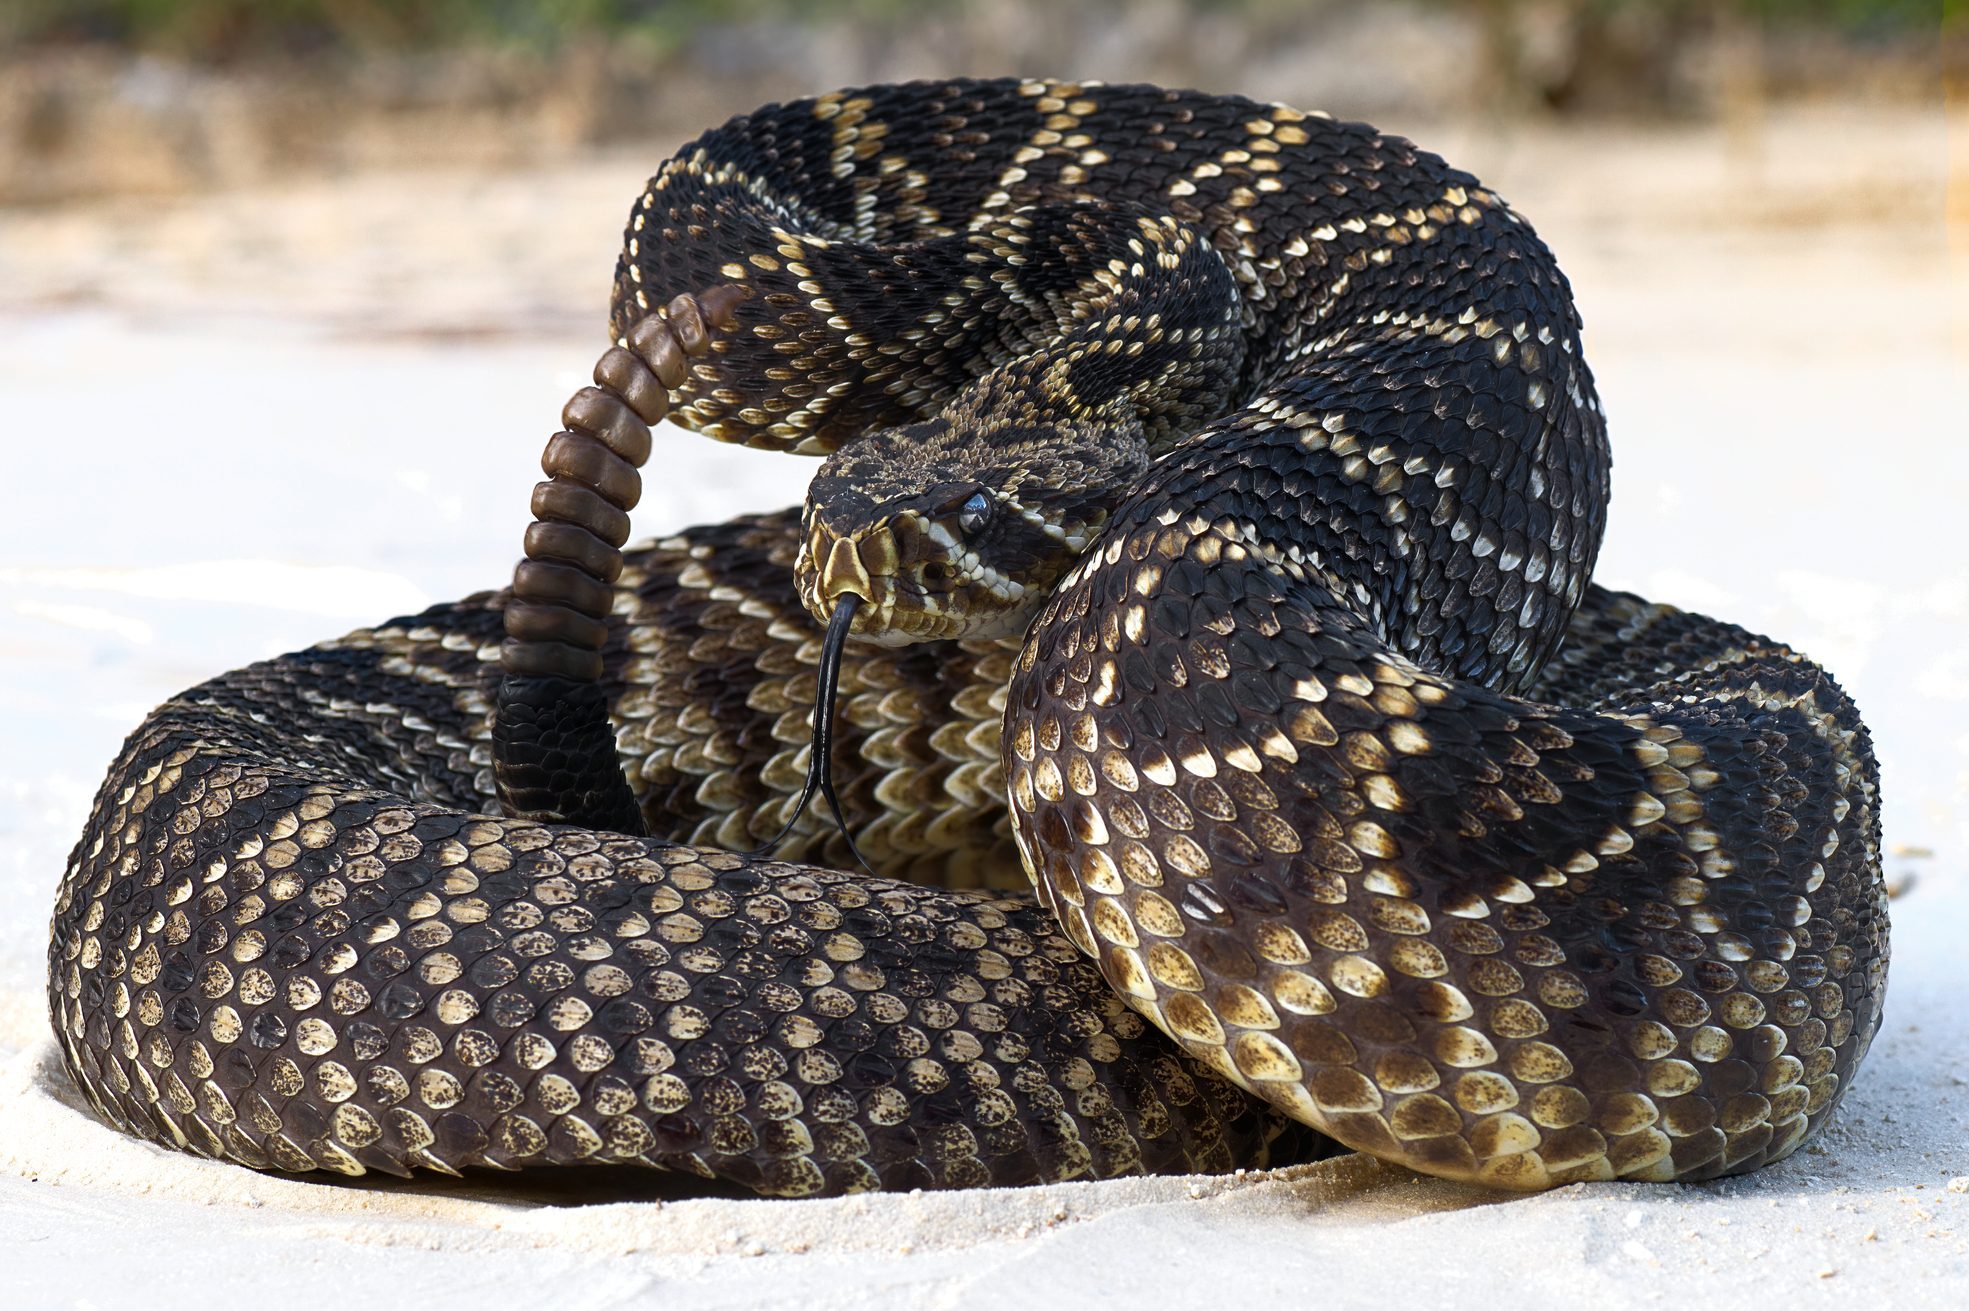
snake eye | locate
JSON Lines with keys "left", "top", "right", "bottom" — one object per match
{"left": 956, "top": 491, "right": 993, "bottom": 537}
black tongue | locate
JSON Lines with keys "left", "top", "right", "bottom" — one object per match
{"left": 751, "top": 594, "right": 875, "bottom": 874}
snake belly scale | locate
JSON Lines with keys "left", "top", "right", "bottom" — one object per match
{"left": 48, "top": 78, "right": 1886, "bottom": 1196}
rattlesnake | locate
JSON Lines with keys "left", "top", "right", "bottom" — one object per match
{"left": 49, "top": 79, "right": 1886, "bottom": 1196}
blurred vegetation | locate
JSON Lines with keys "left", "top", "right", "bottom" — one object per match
{"left": 1, "top": 0, "right": 1956, "bottom": 64}
{"left": 30, "top": 1, "right": 892, "bottom": 61}
{"left": 0, "top": 0, "right": 1947, "bottom": 204}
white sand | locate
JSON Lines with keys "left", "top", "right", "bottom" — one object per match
{"left": 1, "top": 98, "right": 1964, "bottom": 1306}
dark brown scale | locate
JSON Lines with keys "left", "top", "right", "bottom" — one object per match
{"left": 49, "top": 79, "right": 1883, "bottom": 1198}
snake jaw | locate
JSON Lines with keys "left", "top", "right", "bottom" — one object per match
{"left": 797, "top": 507, "right": 1042, "bottom": 646}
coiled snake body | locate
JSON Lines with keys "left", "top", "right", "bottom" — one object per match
{"left": 49, "top": 80, "right": 1886, "bottom": 1196}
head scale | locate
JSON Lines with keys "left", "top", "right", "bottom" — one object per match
{"left": 795, "top": 402, "right": 1149, "bottom": 646}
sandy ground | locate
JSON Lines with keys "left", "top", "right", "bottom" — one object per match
{"left": 0, "top": 97, "right": 1964, "bottom": 1306}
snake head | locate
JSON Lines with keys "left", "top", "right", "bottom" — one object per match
{"left": 796, "top": 410, "right": 1148, "bottom": 646}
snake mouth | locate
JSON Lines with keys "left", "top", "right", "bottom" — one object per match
{"left": 751, "top": 593, "right": 873, "bottom": 871}
{"left": 797, "top": 514, "right": 1036, "bottom": 646}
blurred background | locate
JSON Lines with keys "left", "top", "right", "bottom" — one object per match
{"left": 0, "top": 2, "right": 1961, "bottom": 1029}
{"left": 0, "top": 1, "right": 1956, "bottom": 204}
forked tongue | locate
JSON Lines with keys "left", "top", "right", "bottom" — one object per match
{"left": 752, "top": 594, "right": 875, "bottom": 873}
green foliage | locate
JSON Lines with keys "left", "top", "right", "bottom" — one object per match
{"left": 0, "top": 0, "right": 834, "bottom": 60}
{"left": 1430, "top": 0, "right": 1948, "bottom": 35}
{"left": 1738, "top": 0, "right": 1949, "bottom": 31}
{"left": 1, "top": 0, "right": 1949, "bottom": 64}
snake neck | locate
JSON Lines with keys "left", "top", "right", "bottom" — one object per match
{"left": 951, "top": 206, "right": 1250, "bottom": 450}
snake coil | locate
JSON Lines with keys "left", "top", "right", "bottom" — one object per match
{"left": 48, "top": 80, "right": 1885, "bottom": 1197}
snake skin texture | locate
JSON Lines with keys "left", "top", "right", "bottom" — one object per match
{"left": 49, "top": 79, "right": 1886, "bottom": 1196}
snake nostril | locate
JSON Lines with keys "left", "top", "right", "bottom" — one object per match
{"left": 856, "top": 527, "right": 900, "bottom": 578}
